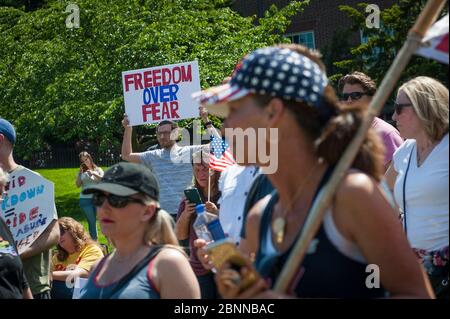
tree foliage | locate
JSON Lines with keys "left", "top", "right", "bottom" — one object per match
{"left": 331, "top": 0, "right": 448, "bottom": 91}
{"left": 0, "top": 0, "right": 308, "bottom": 159}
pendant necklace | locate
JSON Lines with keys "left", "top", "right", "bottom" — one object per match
{"left": 272, "top": 160, "right": 321, "bottom": 245}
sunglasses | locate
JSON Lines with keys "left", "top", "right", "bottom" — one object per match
{"left": 340, "top": 92, "right": 371, "bottom": 101}
{"left": 394, "top": 102, "right": 413, "bottom": 115}
{"left": 92, "top": 192, "right": 146, "bottom": 208}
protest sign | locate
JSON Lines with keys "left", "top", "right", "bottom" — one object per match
{"left": 0, "top": 167, "right": 57, "bottom": 254}
{"left": 122, "top": 61, "right": 201, "bottom": 125}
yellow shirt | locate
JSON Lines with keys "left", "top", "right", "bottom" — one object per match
{"left": 52, "top": 244, "right": 104, "bottom": 272}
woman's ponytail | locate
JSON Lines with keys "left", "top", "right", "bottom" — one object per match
{"left": 145, "top": 208, "right": 179, "bottom": 246}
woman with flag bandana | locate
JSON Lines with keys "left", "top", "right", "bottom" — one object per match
{"left": 194, "top": 44, "right": 433, "bottom": 298}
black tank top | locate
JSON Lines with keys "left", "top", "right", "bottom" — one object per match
{"left": 254, "top": 167, "right": 386, "bottom": 298}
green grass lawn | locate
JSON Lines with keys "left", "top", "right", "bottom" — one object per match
{"left": 35, "top": 167, "right": 112, "bottom": 251}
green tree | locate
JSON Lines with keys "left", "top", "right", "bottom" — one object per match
{"left": 332, "top": 1, "right": 448, "bottom": 91}
{"left": 0, "top": 0, "right": 308, "bottom": 160}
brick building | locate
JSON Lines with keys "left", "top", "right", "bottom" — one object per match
{"left": 232, "top": 0, "right": 401, "bottom": 121}
{"left": 232, "top": 0, "right": 397, "bottom": 51}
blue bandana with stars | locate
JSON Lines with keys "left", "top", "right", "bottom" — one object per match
{"left": 231, "top": 47, "right": 328, "bottom": 108}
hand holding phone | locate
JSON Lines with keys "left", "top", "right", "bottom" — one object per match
{"left": 206, "top": 239, "right": 260, "bottom": 292}
{"left": 184, "top": 187, "right": 203, "bottom": 205}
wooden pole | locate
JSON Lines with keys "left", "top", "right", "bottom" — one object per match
{"left": 208, "top": 168, "right": 211, "bottom": 202}
{"left": 273, "top": 0, "right": 448, "bottom": 293}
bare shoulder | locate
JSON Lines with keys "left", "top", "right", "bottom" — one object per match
{"left": 247, "top": 194, "right": 272, "bottom": 231}
{"left": 243, "top": 194, "right": 273, "bottom": 254}
{"left": 336, "top": 170, "right": 379, "bottom": 201}
{"left": 333, "top": 170, "right": 396, "bottom": 240}
{"left": 154, "top": 247, "right": 187, "bottom": 265}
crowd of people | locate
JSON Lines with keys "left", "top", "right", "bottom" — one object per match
{"left": 0, "top": 42, "right": 448, "bottom": 299}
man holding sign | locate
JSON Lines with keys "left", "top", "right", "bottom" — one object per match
{"left": 0, "top": 118, "right": 60, "bottom": 299}
{"left": 121, "top": 61, "right": 207, "bottom": 219}
{"left": 121, "top": 117, "right": 204, "bottom": 220}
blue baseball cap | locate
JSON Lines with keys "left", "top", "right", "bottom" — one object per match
{"left": 192, "top": 46, "right": 329, "bottom": 117}
{"left": 0, "top": 118, "right": 16, "bottom": 145}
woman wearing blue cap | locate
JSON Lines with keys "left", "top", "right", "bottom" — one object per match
{"left": 79, "top": 162, "right": 200, "bottom": 299}
{"left": 195, "top": 44, "right": 433, "bottom": 298}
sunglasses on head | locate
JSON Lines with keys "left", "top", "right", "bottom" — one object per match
{"left": 340, "top": 92, "right": 371, "bottom": 101}
{"left": 394, "top": 102, "right": 413, "bottom": 115}
{"left": 92, "top": 192, "right": 146, "bottom": 208}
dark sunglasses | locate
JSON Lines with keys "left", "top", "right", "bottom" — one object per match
{"left": 340, "top": 92, "right": 371, "bottom": 101}
{"left": 394, "top": 102, "right": 413, "bottom": 115}
{"left": 92, "top": 192, "right": 146, "bottom": 208}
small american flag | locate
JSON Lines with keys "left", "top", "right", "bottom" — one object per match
{"left": 209, "top": 135, "right": 235, "bottom": 172}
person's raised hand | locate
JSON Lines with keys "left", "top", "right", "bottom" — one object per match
{"left": 122, "top": 114, "right": 130, "bottom": 128}
{"left": 199, "top": 106, "right": 209, "bottom": 123}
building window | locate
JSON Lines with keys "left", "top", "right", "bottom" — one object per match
{"left": 360, "top": 29, "right": 369, "bottom": 45}
{"left": 286, "top": 31, "right": 316, "bottom": 50}
{"left": 360, "top": 26, "right": 395, "bottom": 57}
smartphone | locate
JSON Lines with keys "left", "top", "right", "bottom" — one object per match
{"left": 184, "top": 187, "right": 203, "bottom": 205}
{"left": 205, "top": 239, "right": 259, "bottom": 291}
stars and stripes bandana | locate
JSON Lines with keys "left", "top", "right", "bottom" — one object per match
{"left": 192, "top": 46, "right": 329, "bottom": 117}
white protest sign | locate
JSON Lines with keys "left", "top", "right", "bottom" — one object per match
{"left": 0, "top": 167, "right": 57, "bottom": 254}
{"left": 122, "top": 60, "right": 201, "bottom": 126}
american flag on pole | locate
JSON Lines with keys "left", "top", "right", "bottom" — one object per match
{"left": 209, "top": 135, "right": 235, "bottom": 172}
{"left": 416, "top": 14, "right": 449, "bottom": 64}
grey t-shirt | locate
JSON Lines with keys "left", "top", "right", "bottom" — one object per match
{"left": 139, "top": 144, "right": 203, "bottom": 215}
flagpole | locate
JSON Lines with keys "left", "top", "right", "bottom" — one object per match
{"left": 273, "top": 0, "right": 448, "bottom": 293}
{"left": 208, "top": 168, "right": 211, "bottom": 202}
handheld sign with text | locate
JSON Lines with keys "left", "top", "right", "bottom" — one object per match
{"left": 122, "top": 61, "right": 201, "bottom": 126}
{"left": 0, "top": 168, "right": 57, "bottom": 254}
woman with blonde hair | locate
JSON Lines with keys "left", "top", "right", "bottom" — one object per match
{"left": 51, "top": 217, "right": 104, "bottom": 299}
{"left": 386, "top": 76, "right": 449, "bottom": 298}
{"left": 80, "top": 162, "right": 200, "bottom": 299}
{"left": 76, "top": 151, "right": 104, "bottom": 240}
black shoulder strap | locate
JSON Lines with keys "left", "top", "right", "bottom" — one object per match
{"left": 107, "top": 245, "right": 164, "bottom": 298}
{"left": 402, "top": 146, "right": 415, "bottom": 235}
